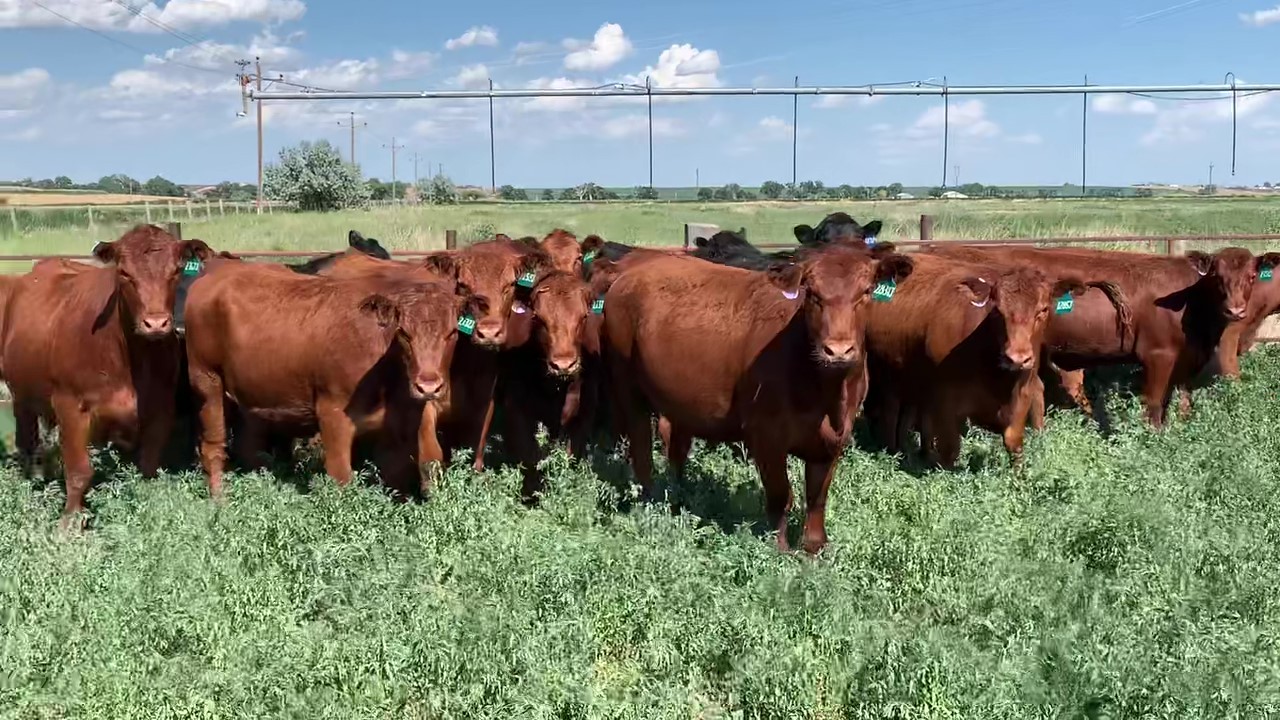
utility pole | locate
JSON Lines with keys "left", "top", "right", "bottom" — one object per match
{"left": 238, "top": 57, "right": 280, "bottom": 214}
{"left": 1208, "top": 162, "right": 1215, "bottom": 192}
{"left": 411, "top": 152, "right": 422, "bottom": 185}
{"left": 953, "top": 164, "right": 960, "bottom": 187}
{"left": 383, "top": 137, "right": 405, "bottom": 200}
{"left": 338, "top": 112, "right": 366, "bottom": 165}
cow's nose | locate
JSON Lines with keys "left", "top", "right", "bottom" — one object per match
{"left": 473, "top": 321, "right": 505, "bottom": 346}
{"left": 412, "top": 376, "right": 445, "bottom": 400}
{"left": 821, "top": 341, "right": 858, "bottom": 363}
{"left": 1227, "top": 305, "right": 1247, "bottom": 321}
{"left": 139, "top": 314, "right": 172, "bottom": 336}
{"left": 1003, "top": 350, "right": 1035, "bottom": 370}
{"left": 548, "top": 356, "right": 581, "bottom": 376}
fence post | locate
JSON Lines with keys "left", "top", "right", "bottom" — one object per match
{"left": 920, "top": 214, "right": 934, "bottom": 243}
{"left": 165, "top": 222, "right": 182, "bottom": 240}
{"left": 187, "top": 203, "right": 194, "bottom": 220}
{"left": 145, "top": 201, "right": 152, "bottom": 224}
{"left": 8, "top": 206, "right": 17, "bottom": 234}
{"left": 205, "top": 201, "right": 212, "bottom": 221}
{"left": 87, "top": 205, "right": 95, "bottom": 231}
{"left": 219, "top": 199, "right": 225, "bottom": 217}
{"left": 684, "top": 222, "right": 720, "bottom": 250}
{"left": 445, "top": 229, "right": 457, "bottom": 250}
{"left": 1165, "top": 237, "right": 1176, "bottom": 255}
{"left": 168, "top": 203, "right": 175, "bottom": 222}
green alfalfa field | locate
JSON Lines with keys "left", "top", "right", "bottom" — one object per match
{"left": 3, "top": 341, "right": 1280, "bottom": 717}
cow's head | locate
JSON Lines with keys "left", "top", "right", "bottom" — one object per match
{"left": 958, "top": 269, "right": 1088, "bottom": 371}
{"left": 421, "top": 239, "right": 554, "bottom": 349}
{"left": 770, "top": 244, "right": 913, "bottom": 367}
{"left": 793, "top": 213, "right": 883, "bottom": 247}
{"left": 1187, "top": 248, "right": 1280, "bottom": 321}
{"left": 512, "top": 270, "right": 598, "bottom": 377}
{"left": 92, "top": 224, "right": 214, "bottom": 340}
{"left": 527, "top": 228, "right": 582, "bottom": 274}
{"left": 347, "top": 230, "right": 391, "bottom": 260}
{"left": 359, "top": 281, "right": 471, "bottom": 402}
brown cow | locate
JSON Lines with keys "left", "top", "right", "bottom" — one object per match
{"left": 602, "top": 245, "right": 914, "bottom": 554}
{"left": 1219, "top": 256, "right": 1280, "bottom": 371}
{"left": 183, "top": 261, "right": 468, "bottom": 497}
{"left": 861, "top": 253, "right": 1093, "bottom": 467}
{"left": 517, "top": 229, "right": 594, "bottom": 275}
{"left": 1, "top": 224, "right": 214, "bottom": 524}
{"left": 496, "top": 261, "right": 617, "bottom": 500}
{"left": 925, "top": 245, "right": 1280, "bottom": 426}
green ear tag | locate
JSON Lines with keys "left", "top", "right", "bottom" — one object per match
{"left": 182, "top": 258, "right": 202, "bottom": 276}
{"left": 457, "top": 315, "right": 476, "bottom": 335}
{"left": 591, "top": 297, "right": 604, "bottom": 315}
{"left": 1054, "top": 293, "right": 1074, "bottom": 315}
{"left": 582, "top": 250, "right": 598, "bottom": 264}
{"left": 871, "top": 278, "right": 897, "bottom": 303}
{"left": 1261, "top": 266, "right": 1274, "bottom": 282}
{"left": 517, "top": 272, "right": 537, "bottom": 288}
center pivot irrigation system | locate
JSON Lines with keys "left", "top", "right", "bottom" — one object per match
{"left": 240, "top": 67, "right": 1280, "bottom": 210}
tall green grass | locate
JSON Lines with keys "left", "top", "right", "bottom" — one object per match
{"left": 3, "top": 349, "right": 1280, "bottom": 716}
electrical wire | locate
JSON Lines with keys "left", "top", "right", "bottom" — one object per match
{"left": 107, "top": 0, "right": 205, "bottom": 47}
{"left": 25, "top": 0, "right": 226, "bottom": 75}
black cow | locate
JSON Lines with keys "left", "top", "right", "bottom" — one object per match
{"left": 794, "top": 212, "right": 883, "bottom": 247}
{"left": 288, "top": 230, "right": 392, "bottom": 275}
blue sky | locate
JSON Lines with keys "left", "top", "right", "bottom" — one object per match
{"left": 1, "top": 0, "right": 1278, "bottom": 188}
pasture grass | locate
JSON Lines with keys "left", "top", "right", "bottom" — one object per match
{"left": 3, "top": 348, "right": 1280, "bottom": 717}
{"left": 4, "top": 196, "right": 1280, "bottom": 273}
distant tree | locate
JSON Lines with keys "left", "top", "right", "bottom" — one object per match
{"left": 459, "top": 187, "right": 487, "bottom": 201}
{"left": 927, "top": 187, "right": 945, "bottom": 198}
{"left": 143, "top": 175, "right": 185, "bottom": 197}
{"left": 264, "top": 140, "right": 369, "bottom": 211}
{"left": 53, "top": 175, "right": 73, "bottom": 189}
{"left": 833, "top": 184, "right": 856, "bottom": 199}
{"left": 759, "top": 180, "right": 785, "bottom": 199}
{"left": 796, "top": 180, "right": 824, "bottom": 199}
{"left": 33, "top": 178, "right": 56, "bottom": 190}
{"left": 418, "top": 174, "right": 458, "bottom": 205}
{"left": 697, "top": 186, "right": 714, "bottom": 201}
{"left": 366, "top": 178, "right": 392, "bottom": 201}
{"left": 498, "top": 184, "right": 528, "bottom": 201}
{"left": 97, "top": 174, "right": 140, "bottom": 194}
{"left": 540, "top": 188, "right": 554, "bottom": 201}
{"left": 888, "top": 182, "right": 904, "bottom": 196}
{"left": 566, "top": 182, "right": 609, "bottom": 201}
{"left": 713, "top": 183, "right": 745, "bottom": 201}
{"left": 206, "top": 182, "right": 258, "bottom": 202}
{"left": 959, "top": 183, "right": 985, "bottom": 198}
{"left": 634, "top": 185, "right": 659, "bottom": 200}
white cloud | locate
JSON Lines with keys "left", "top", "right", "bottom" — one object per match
{"left": 908, "top": 99, "right": 999, "bottom": 139}
{"left": 1092, "top": 95, "right": 1158, "bottom": 115}
{"left": 387, "top": 49, "right": 436, "bottom": 80}
{"left": 1, "top": 125, "right": 40, "bottom": 141}
{"left": 757, "top": 116, "right": 793, "bottom": 139}
{"left": 143, "top": 32, "right": 300, "bottom": 72}
{"left": 814, "top": 94, "right": 885, "bottom": 109}
{"left": 1009, "top": 132, "right": 1043, "bottom": 145}
{"left": 725, "top": 116, "right": 795, "bottom": 155}
{"left": 622, "top": 43, "right": 721, "bottom": 89}
{"left": 452, "top": 64, "right": 490, "bottom": 89}
{"left": 563, "top": 23, "right": 633, "bottom": 71}
{"left": 289, "top": 58, "right": 381, "bottom": 91}
{"left": 597, "top": 114, "right": 682, "bottom": 139}
{"left": 0, "top": 0, "right": 305, "bottom": 31}
{"left": 1139, "top": 90, "right": 1272, "bottom": 146}
{"left": 0, "top": 68, "right": 51, "bottom": 114}
{"left": 522, "top": 76, "right": 594, "bottom": 112}
{"left": 444, "top": 25, "right": 498, "bottom": 50}
{"left": 1240, "top": 5, "right": 1280, "bottom": 25}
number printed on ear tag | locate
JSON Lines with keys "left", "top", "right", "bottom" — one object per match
{"left": 457, "top": 315, "right": 476, "bottom": 335}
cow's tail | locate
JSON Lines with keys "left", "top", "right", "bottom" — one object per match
{"left": 1088, "top": 280, "right": 1133, "bottom": 346}
{"left": 0, "top": 274, "right": 19, "bottom": 379}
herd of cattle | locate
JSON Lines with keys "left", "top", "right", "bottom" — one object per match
{"left": 0, "top": 214, "right": 1277, "bottom": 554}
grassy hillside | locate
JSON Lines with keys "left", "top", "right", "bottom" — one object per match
{"left": 3, "top": 349, "right": 1280, "bottom": 716}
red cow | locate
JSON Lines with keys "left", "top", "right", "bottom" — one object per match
{"left": 496, "top": 261, "right": 618, "bottom": 500}
{"left": 861, "top": 253, "right": 1096, "bottom": 467}
{"left": 183, "top": 262, "right": 468, "bottom": 498}
{"left": 926, "top": 245, "right": 1280, "bottom": 426}
{"left": 602, "top": 245, "right": 914, "bottom": 554}
{"left": 1, "top": 225, "right": 215, "bottom": 524}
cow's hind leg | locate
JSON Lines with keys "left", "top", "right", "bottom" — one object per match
{"left": 51, "top": 395, "right": 92, "bottom": 530}
{"left": 801, "top": 457, "right": 838, "bottom": 555}
{"left": 502, "top": 400, "right": 543, "bottom": 504}
{"left": 13, "top": 399, "right": 41, "bottom": 478}
{"left": 1140, "top": 351, "right": 1178, "bottom": 428}
{"left": 190, "top": 368, "right": 229, "bottom": 500}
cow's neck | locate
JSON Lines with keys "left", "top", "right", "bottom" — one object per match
{"left": 785, "top": 314, "right": 856, "bottom": 432}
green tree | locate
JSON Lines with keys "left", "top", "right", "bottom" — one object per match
{"left": 540, "top": 188, "right": 554, "bottom": 201}
{"left": 97, "top": 174, "right": 139, "bottom": 194}
{"left": 759, "top": 180, "right": 785, "bottom": 199}
{"left": 713, "top": 183, "right": 744, "bottom": 201}
{"left": 565, "top": 182, "right": 608, "bottom": 201}
{"left": 264, "top": 140, "right": 369, "bottom": 211}
{"left": 697, "top": 187, "right": 714, "bottom": 201}
{"left": 498, "top": 185, "right": 528, "bottom": 201}
{"left": 53, "top": 175, "right": 73, "bottom": 189}
{"left": 888, "top": 183, "right": 904, "bottom": 196}
{"left": 634, "top": 185, "right": 659, "bottom": 200}
{"left": 366, "top": 178, "right": 392, "bottom": 201}
{"left": 927, "top": 186, "right": 945, "bottom": 198}
{"left": 417, "top": 174, "right": 458, "bottom": 205}
{"left": 143, "top": 175, "right": 185, "bottom": 197}
{"left": 796, "top": 180, "right": 824, "bottom": 199}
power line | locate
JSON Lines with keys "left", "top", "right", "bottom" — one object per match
{"left": 107, "top": 0, "right": 204, "bottom": 47}
{"left": 27, "top": 0, "right": 225, "bottom": 75}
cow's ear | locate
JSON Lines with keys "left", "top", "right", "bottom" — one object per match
{"left": 1187, "top": 251, "right": 1214, "bottom": 277}
{"left": 348, "top": 229, "right": 366, "bottom": 247}
{"left": 588, "top": 259, "right": 620, "bottom": 296}
{"left": 494, "top": 233, "right": 513, "bottom": 242}
{"left": 868, "top": 241, "right": 898, "bottom": 258}
{"left": 580, "top": 234, "right": 605, "bottom": 255}
{"left": 1257, "top": 253, "right": 1280, "bottom": 272}
{"left": 521, "top": 248, "right": 555, "bottom": 277}
{"left": 861, "top": 220, "right": 883, "bottom": 238}
{"left": 181, "top": 239, "right": 214, "bottom": 262}
{"left": 516, "top": 235, "right": 541, "bottom": 250}
{"left": 793, "top": 224, "right": 814, "bottom": 244}
{"left": 422, "top": 253, "right": 459, "bottom": 278}
{"left": 876, "top": 254, "right": 914, "bottom": 283}
{"left": 958, "top": 276, "right": 995, "bottom": 308}
{"left": 694, "top": 236, "right": 709, "bottom": 248}
{"left": 1052, "top": 277, "right": 1089, "bottom": 298}
{"left": 767, "top": 262, "right": 804, "bottom": 300}
{"left": 365, "top": 237, "right": 390, "bottom": 260}
{"left": 359, "top": 294, "right": 401, "bottom": 328}
{"left": 92, "top": 240, "right": 118, "bottom": 265}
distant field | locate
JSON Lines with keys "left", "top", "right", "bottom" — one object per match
{"left": 0, "top": 192, "right": 183, "bottom": 207}
{"left": 2, "top": 197, "right": 1280, "bottom": 272}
